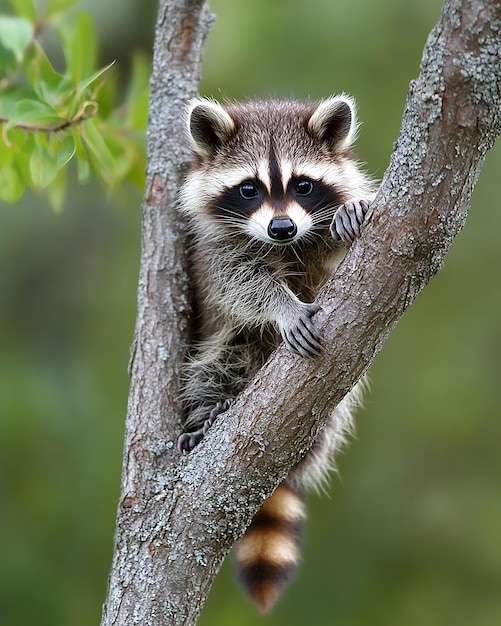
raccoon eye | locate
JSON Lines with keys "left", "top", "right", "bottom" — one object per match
{"left": 295, "top": 179, "right": 314, "bottom": 196}
{"left": 239, "top": 182, "right": 259, "bottom": 199}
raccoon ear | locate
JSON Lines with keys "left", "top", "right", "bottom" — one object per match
{"left": 187, "top": 99, "right": 236, "bottom": 159}
{"left": 307, "top": 96, "right": 357, "bottom": 152}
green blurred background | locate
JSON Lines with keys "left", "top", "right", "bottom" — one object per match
{"left": 1, "top": 0, "right": 501, "bottom": 624}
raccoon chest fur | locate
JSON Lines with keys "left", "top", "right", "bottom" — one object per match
{"left": 177, "top": 95, "right": 376, "bottom": 612}
{"left": 192, "top": 235, "right": 341, "bottom": 340}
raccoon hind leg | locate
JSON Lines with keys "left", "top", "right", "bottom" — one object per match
{"left": 178, "top": 326, "right": 269, "bottom": 452}
{"left": 177, "top": 398, "right": 234, "bottom": 452}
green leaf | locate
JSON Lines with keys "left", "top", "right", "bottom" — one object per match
{"left": 30, "top": 135, "right": 58, "bottom": 188}
{"left": 72, "top": 129, "right": 91, "bottom": 183}
{"left": 46, "top": 167, "right": 67, "bottom": 212}
{"left": 9, "top": 0, "right": 37, "bottom": 23}
{"left": 10, "top": 130, "right": 35, "bottom": 186}
{"left": 7, "top": 0, "right": 37, "bottom": 22}
{"left": 77, "top": 157, "right": 90, "bottom": 183}
{"left": 0, "top": 136, "right": 14, "bottom": 168}
{"left": 54, "top": 133, "right": 75, "bottom": 169}
{"left": 81, "top": 118, "right": 115, "bottom": 186}
{"left": 27, "top": 134, "right": 74, "bottom": 191}
{"left": 0, "top": 16, "right": 33, "bottom": 64}
{"left": 0, "top": 165, "right": 24, "bottom": 203}
{"left": 76, "top": 60, "right": 115, "bottom": 101}
{"left": 105, "top": 134, "right": 145, "bottom": 189}
{"left": 23, "top": 41, "right": 68, "bottom": 107}
{"left": 44, "top": 0, "right": 78, "bottom": 20}
{"left": 61, "top": 11, "right": 97, "bottom": 83}
{"left": 0, "top": 85, "right": 36, "bottom": 118}
{"left": 0, "top": 43, "right": 17, "bottom": 79}
{"left": 7, "top": 99, "right": 63, "bottom": 130}
{"left": 60, "top": 61, "right": 115, "bottom": 120}
{"left": 105, "top": 135, "right": 133, "bottom": 182}
{"left": 94, "top": 65, "right": 118, "bottom": 120}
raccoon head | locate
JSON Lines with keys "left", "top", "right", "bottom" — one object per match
{"left": 182, "top": 96, "right": 366, "bottom": 245}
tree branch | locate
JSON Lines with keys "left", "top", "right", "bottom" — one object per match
{"left": 100, "top": 0, "right": 214, "bottom": 624}
{"left": 101, "top": 1, "right": 501, "bottom": 625}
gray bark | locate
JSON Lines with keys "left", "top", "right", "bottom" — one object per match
{"left": 101, "top": 0, "right": 501, "bottom": 624}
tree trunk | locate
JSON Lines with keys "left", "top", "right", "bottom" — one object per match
{"left": 101, "top": 1, "right": 501, "bottom": 624}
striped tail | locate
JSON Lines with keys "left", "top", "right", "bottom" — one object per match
{"left": 234, "top": 482, "right": 306, "bottom": 612}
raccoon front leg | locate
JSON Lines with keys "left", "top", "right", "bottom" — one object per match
{"left": 330, "top": 199, "right": 372, "bottom": 244}
{"left": 279, "top": 302, "right": 322, "bottom": 358}
{"left": 206, "top": 249, "right": 323, "bottom": 358}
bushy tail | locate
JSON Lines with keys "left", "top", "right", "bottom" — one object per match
{"left": 234, "top": 482, "right": 306, "bottom": 612}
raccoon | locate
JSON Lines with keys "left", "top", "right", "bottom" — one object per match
{"left": 177, "top": 96, "right": 376, "bottom": 612}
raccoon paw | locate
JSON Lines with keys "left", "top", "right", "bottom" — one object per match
{"left": 330, "top": 199, "right": 372, "bottom": 244}
{"left": 281, "top": 303, "right": 323, "bottom": 358}
{"left": 177, "top": 429, "right": 205, "bottom": 453}
{"left": 177, "top": 399, "right": 234, "bottom": 453}
{"left": 203, "top": 399, "right": 234, "bottom": 434}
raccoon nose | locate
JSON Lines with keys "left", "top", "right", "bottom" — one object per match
{"left": 267, "top": 218, "right": 298, "bottom": 242}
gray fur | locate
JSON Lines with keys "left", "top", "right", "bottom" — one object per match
{"left": 178, "top": 96, "right": 376, "bottom": 492}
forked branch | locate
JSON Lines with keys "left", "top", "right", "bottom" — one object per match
{"left": 101, "top": 1, "right": 501, "bottom": 625}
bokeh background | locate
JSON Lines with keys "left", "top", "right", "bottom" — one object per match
{"left": 1, "top": 0, "right": 500, "bottom": 625}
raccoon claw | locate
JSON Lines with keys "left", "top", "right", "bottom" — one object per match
{"left": 282, "top": 304, "right": 323, "bottom": 358}
{"left": 177, "top": 399, "right": 234, "bottom": 453}
{"left": 177, "top": 430, "right": 205, "bottom": 453}
{"left": 204, "top": 399, "right": 234, "bottom": 434}
{"left": 331, "top": 199, "right": 372, "bottom": 244}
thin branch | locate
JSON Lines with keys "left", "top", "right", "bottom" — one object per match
{"left": 0, "top": 102, "right": 98, "bottom": 144}
{"left": 101, "top": 0, "right": 214, "bottom": 622}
